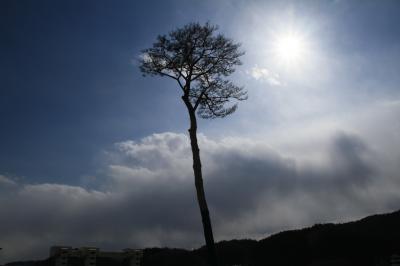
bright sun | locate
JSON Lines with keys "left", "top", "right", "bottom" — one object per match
{"left": 274, "top": 32, "right": 307, "bottom": 65}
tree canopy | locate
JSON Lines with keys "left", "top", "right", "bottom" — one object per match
{"left": 139, "top": 22, "right": 247, "bottom": 118}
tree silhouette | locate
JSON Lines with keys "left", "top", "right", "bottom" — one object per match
{"left": 139, "top": 22, "right": 246, "bottom": 266}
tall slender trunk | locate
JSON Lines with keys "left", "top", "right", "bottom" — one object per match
{"left": 182, "top": 96, "right": 218, "bottom": 266}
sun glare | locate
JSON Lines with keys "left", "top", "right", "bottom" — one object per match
{"left": 274, "top": 32, "right": 307, "bottom": 65}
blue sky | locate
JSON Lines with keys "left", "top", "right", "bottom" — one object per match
{"left": 1, "top": 0, "right": 400, "bottom": 263}
{"left": 1, "top": 0, "right": 400, "bottom": 183}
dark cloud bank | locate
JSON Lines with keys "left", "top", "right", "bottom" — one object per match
{"left": 1, "top": 132, "right": 399, "bottom": 263}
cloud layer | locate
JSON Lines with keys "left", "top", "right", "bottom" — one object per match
{"left": 1, "top": 131, "right": 400, "bottom": 263}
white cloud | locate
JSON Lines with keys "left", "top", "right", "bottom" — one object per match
{"left": 0, "top": 175, "right": 17, "bottom": 186}
{"left": 248, "top": 65, "right": 282, "bottom": 86}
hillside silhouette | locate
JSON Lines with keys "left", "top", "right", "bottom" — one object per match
{"left": 5, "top": 209, "right": 400, "bottom": 266}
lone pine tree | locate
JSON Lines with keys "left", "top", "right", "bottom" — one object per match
{"left": 139, "top": 22, "right": 246, "bottom": 266}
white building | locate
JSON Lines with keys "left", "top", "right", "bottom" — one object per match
{"left": 50, "top": 246, "right": 143, "bottom": 266}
